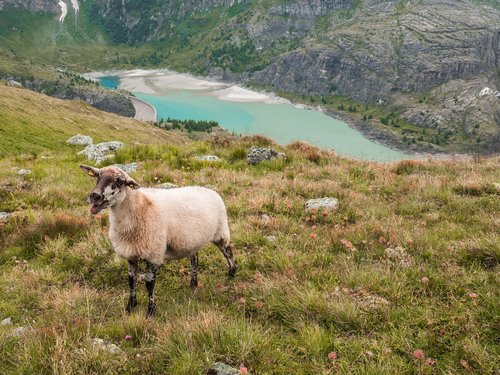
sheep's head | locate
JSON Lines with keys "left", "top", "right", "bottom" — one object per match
{"left": 80, "top": 165, "right": 141, "bottom": 214}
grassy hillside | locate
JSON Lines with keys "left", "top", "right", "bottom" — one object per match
{"left": 0, "top": 86, "right": 499, "bottom": 373}
{"left": 0, "top": 84, "right": 185, "bottom": 158}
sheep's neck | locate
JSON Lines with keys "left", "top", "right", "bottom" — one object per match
{"left": 109, "top": 189, "right": 145, "bottom": 232}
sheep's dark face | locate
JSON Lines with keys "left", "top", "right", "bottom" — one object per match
{"left": 80, "top": 165, "right": 141, "bottom": 215}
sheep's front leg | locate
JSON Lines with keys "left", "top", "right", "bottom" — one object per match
{"left": 126, "top": 260, "right": 138, "bottom": 314}
{"left": 145, "top": 261, "right": 159, "bottom": 317}
{"left": 190, "top": 254, "right": 198, "bottom": 290}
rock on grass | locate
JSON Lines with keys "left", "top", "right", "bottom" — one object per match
{"left": 305, "top": 197, "right": 339, "bottom": 213}
{"left": 207, "top": 362, "right": 240, "bottom": 375}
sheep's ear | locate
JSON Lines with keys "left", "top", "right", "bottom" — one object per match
{"left": 126, "top": 177, "right": 141, "bottom": 189}
{"left": 80, "top": 165, "right": 100, "bottom": 178}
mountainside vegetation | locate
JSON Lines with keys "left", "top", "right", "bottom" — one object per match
{"left": 0, "top": 84, "right": 499, "bottom": 374}
{"left": 0, "top": 0, "right": 498, "bottom": 154}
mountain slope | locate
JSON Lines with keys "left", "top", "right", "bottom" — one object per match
{"left": 0, "top": 0, "right": 499, "bottom": 153}
{"left": 0, "top": 83, "right": 185, "bottom": 157}
{"left": 0, "top": 84, "right": 498, "bottom": 373}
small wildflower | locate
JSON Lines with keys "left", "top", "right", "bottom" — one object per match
{"left": 310, "top": 233, "right": 317, "bottom": 239}
{"left": 255, "top": 301, "right": 264, "bottom": 309}
{"left": 238, "top": 297, "right": 246, "bottom": 305}
{"left": 412, "top": 349, "right": 425, "bottom": 360}
{"left": 383, "top": 348, "right": 392, "bottom": 355}
{"left": 239, "top": 367, "right": 248, "bottom": 375}
{"left": 379, "top": 236, "right": 387, "bottom": 244}
{"left": 327, "top": 351, "right": 337, "bottom": 360}
{"left": 468, "top": 292, "right": 478, "bottom": 299}
{"left": 364, "top": 351, "right": 374, "bottom": 359}
{"left": 421, "top": 277, "right": 429, "bottom": 285}
{"left": 124, "top": 335, "right": 132, "bottom": 341}
{"left": 311, "top": 225, "right": 317, "bottom": 229}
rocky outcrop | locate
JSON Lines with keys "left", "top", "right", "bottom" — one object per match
{"left": 22, "top": 80, "right": 135, "bottom": 117}
{"left": 247, "top": 146, "right": 285, "bottom": 165}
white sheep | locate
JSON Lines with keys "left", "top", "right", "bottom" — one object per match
{"left": 80, "top": 165, "right": 237, "bottom": 316}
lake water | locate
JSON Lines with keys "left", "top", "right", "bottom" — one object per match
{"left": 99, "top": 76, "right": 410, "bottom": 162}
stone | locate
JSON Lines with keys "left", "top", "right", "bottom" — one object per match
{"left": 92, "top": 338, "right": 121, "bottom": 354}
{"left": 17, "top": 169, "right": 32, "bottom": 176}
{"left": 0, "top": 212, "right": 12, "bottom": 221}
{"left": 305, "top": 197, "right": 339, "bottom": 213}
{"left": 207, "top": 362, "right": 240, "bottom": 375}
{"left": 12, "top": 327, "right": 28, "bottom": 336}
{"left": 1, "top": 317, "right": 13, "bottom": 326}
{"left": 260, "top": 214, "right": 271, "bottom": 223}
{"left": 265, "top": 235, "right": 277, "bottom": 242}
{"left": 195, "top": 155, "right": 221, "bottom": 162}
{"left": 78, "top": 141, "right": 124, "bottom": 164}
{"left": 6, "top": 79, "right": 22, "bottom": 88}
{"left": 67, "top": 134, "right": 93, "bottom": 146}
{"left": 157, "top": 182, "right": 178, "bottom": 189}
{"left": 111, "top": 163, "right": 138, "bottom": 173}
{"left": 247, "top": 146, "right": 285, "bottom": 165}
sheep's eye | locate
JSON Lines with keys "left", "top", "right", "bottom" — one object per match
{"left": 113, "top": 177, "right": 125, "bottom": 189}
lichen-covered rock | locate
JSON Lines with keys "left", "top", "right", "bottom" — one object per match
{"left": 1, "top": 317, "right": 13, "bottom": 326}
{"left": 67, "top": 134, "right": 93, "bottom": 146}
{"left": 247, "top": 146, "right": 285, "bottom": 165}
{"left": 17, "top": 169, "right": 32, "bottom": 176}
{"left": 305, "top": 197, "right": 339, "bottom": 213}
{"left": 195, "top": 155, "right": 221, "bottom": 162}
{"left": 0, "top": 212, "right": 12, "bottom": 221}
{"left": 207, "top": 362, "right": 239, "bottom": 375}
{"left": 157, "top": 182, "right": 178, "bottom": 189}
{"left": 6, "top": 79, "right": 22, "bottom": 88}
{"left": 111, "top": 163, "right": 138, "bottom": 173}
{"left": 92, "top": 338, "right": 122, "bottom": 354}
{"left": 79, "top": 141, "right": 124, "bottom": 164}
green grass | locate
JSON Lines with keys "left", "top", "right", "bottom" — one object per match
{"left": 0, "top": 86, "right": 499, "bottom": 374}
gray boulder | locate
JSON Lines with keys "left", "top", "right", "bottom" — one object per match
{"left": 207, "top": 362, "right": 240, "bottom": 375}
{"left": 0, "top": 212, "right": 12, "bottom": 221}
{"left": 17, "top": 169, "right": 32, "bottom": 176}
{"left": 6, "top": 80, "right": 22, "bottom": 88}
{"left": 247, "top": 146, "right": 285, "bottom": 165}
{"left": 1, "top": 317, "right": 13, "bottom": 326}
{"left": 305, "top": 197, "right": 339, "bottom": 213}
{"left": 195, "top": 155, "right": 221, "bottom": 162}
{"left": 111, "top": 163, "right": 138, "bottom": 173}
{"left": 67, "top": 134, "right": 93, "bottom": 146}
{"left": 79, "top": 141, "right": 124, "bottom": 164}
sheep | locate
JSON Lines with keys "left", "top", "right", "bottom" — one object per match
{"left": 80, "top": 165, "right": 237, "bottom": 317}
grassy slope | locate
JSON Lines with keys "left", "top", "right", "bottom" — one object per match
{"left": 0, "top": 84, "right": 185, "bottom": 158}
{"left": 0, "top": 87, "right": 499, "bottom": 374}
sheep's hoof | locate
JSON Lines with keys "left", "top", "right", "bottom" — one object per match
{"left": 228, "top": 265, "right": 238, "bottom": 277}
{"left": 126, "top": 297, "right": 137, "bottom": 314}
{"left": 146, "top": 302, "right": 156, "bottom": 318}
{"left": 190, "top": 279, "right": 198, "bottom": 290}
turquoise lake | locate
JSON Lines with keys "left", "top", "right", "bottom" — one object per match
{"left": 99, "top": 76, "right": 410, "bottom": 162}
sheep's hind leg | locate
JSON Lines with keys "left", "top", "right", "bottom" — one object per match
{"left": 215, "top": 241, "right": 238, "bottom": 277}
{"left": 126, "top": 260, "right": 138, "bottom": 314}
{"left": 190, "top": 253, "right": 198, "bottom": 290}
{"left": 145, "top": 262, "right": 159, "bottom": 317}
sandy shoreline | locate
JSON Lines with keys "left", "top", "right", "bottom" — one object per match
{"left": 85, "top": 69, "right": 289, "bottom": 104}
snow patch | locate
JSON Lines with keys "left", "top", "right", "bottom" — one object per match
{"left": 479, "top": 87, "right": 500, "bottom": 99}
{"left": 58, "top": 1, "right": 68, "bottom": 22}
{"left": 70, "top": 0, "right": 79, "bottom": 14}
